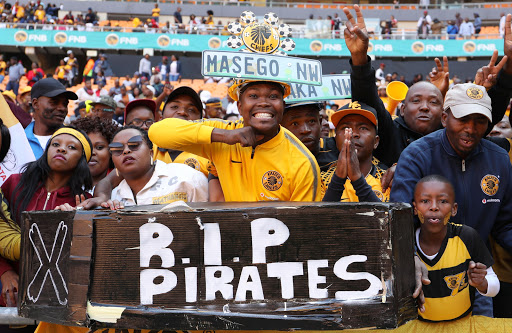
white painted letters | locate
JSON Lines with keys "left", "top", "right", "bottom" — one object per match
{"left": 251, "top": 218, "right": 290, "bottom": 264}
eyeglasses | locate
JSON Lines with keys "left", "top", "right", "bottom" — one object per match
{"left": 128, "top": 118, "right": 155, "bottom": 127}
{"left": 108, "top": 135, "right": 143, "bottom": 156}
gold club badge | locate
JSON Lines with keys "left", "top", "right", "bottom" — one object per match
{"left": 226, "top": 11, "right": 295, "bottom": 55}
{"left": 481, "top": 174, "right": 499, "bottom": 196}
{"left": 467, "top": 87, "right": 484, "bottom": 100}
{"left": 262, "top": 170, "right": 283, "bottom": 191}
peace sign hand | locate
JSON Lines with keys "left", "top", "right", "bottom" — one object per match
{"left": 343, "top": 5, "right": 369, "bottom": 66}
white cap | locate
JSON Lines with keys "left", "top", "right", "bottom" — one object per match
{"left": 444, "top": 83, "right": 492, "bottom": 122}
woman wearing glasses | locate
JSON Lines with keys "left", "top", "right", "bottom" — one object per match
{"left": 108, "top": 126, "right": 208, "bottom": 206}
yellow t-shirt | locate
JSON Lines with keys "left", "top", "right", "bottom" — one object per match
{"left": 0, "top": 61, "right": 6, "bottom": 76}
{"left": 320, "top": 157, "right": 390, "bottom": 202}
{"left": 153, "top": 146, "right": 212, "bottom": 178}
{"left": 152, "top": 7, "right": 160, "bottom": 17}
{"left": 149, "top": 118, "right": 321, "bottom": 202}
{"left": 16, "top": 5, "right": 25, "bottom": 19}
{"left": 56, "top": 65, "right": 66, "bottom": 79}
{"left": 132, "top": 17, "right": 141, "bottom": 27}
{"left": 35, "top": 9, "right": 45, "bottom": 21}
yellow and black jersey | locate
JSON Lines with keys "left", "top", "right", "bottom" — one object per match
{"left": 316, "top": 137, "right": 338, "bottom": 172}
{"left": 153, "top": 145, "right": 215, "bottom": 177}
{"left": 149, "top": 118, "right": 321, "bottom": 202}
{"left": 416, "top": 223, "right": 494, "bottom": 322}
{"left": 320, "top": 157, "right": 389, "bottom": 202}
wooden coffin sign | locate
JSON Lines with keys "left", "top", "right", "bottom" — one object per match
{"left": 19, "top": 202, "right": 417, "bottom": 330}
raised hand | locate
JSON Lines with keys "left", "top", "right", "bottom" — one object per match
{"left": 429, "top": 56, "right": 450, "bottom": 98}
{"left": 474, "top": 50, "right": 508, "bottom": 89}
{"left": 343, "top": 4, "right": 369, "bottom": 65}
{"left": 504, "top": 14, "right": 512, "bottom": 74}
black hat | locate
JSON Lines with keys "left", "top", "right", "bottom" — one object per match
{"left": 284, "top": 102, "right": 322, "bottom": 114}
{"left": 331, "top": 101, "right": 378, "bottom": 129}
{"left": 164, "top": 86, "right": 203, "bottom": 118}
{"left": 31, "top": 78, "right": 78, "bottom": 100}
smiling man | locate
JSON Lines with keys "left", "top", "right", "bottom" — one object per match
{"left": 149, "top": 80, "right": 321, "bottom": 202}
{"left": 25, "top": 78, "right": 78, "bottom": 159}
{"left": 390, "top": 83, "right": 512, "bottom": 317}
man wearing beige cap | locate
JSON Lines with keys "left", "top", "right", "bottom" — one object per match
{"left": 391, "top": 83, "right": 512, "bottom": 317}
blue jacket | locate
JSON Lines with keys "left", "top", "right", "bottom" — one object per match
{"left": 24, "top": 121, "right": 44, "bottom": 159}
{"left": 390, "top": 129, "right": 512, "bottom": 253}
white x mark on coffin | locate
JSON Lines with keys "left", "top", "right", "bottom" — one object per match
{"left": 27, "top": 221, "right": 69, "bottom": 305}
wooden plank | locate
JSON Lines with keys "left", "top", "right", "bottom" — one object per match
{"left": 19, "top": 202, "right": 417, "bottom": 330}
{"left": 19, "top": 210, "right": 76, "bottom": 323}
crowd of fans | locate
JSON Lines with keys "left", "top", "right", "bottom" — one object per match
{"left": 0, "top": 0, "right": 508, "bottom": 40}
{"left": 0, "top": 4, "right": 511, "bottom": 333}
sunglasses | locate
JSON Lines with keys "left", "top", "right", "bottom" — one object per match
{"left": 108, "top": 135, "right": 143, "bottom": 156}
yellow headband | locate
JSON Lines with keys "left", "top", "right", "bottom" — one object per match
{"left": 51, "top": 127, "right": 92, "bottom": 162}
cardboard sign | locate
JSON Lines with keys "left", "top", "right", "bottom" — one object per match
{"left": 202, "top": 50, "right": 323, "bottom": 86}
{"left": 285, "top": 74, "right": 351, "bottom": 103}
{"left": 19, "top": 202, "right": 417, "bottom": 330}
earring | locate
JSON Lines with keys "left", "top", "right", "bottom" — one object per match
{"left": 151, "top": 156, "right": 154, "bottom": 165}
{"left": 115, "top": 168, "right": 119, "bottom": 177}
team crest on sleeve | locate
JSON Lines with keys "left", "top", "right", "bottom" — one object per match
{"left": 184, "top": 158, "right": 201, "bottom": 171}
{"left": 466, "top": 87, "right": 484, "bottom": 100}
{"left": 481, "top": 174, "right": 499, "bottom": 196}
{"left": 262, "top": 170, "right": 283, "bottom": 191}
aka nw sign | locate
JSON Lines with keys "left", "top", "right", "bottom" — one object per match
{"left": 19, "top": 202, "right": 417, "bottom": 331}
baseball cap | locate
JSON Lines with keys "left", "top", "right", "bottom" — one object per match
{"left": 90, "top": 96, "right": 117, "bottom": 111}
{"left": 31, "top": 78, "right": 78, "bottom": 100}
{"left": 284, "top": 102, "right": 322, "bottom": 114}
{"left": 444, "top": 83, "right": 492, "bottom": 122}
{"left": 163, "top": 86, "right": 203, "bottom": 117}
{"left": 331, "top": 101, "right": 378, "bottom": 129}
{"left": 2, "top": 90, "right": 16, "bottom": 102}
{"left": 124, "top": 99, "right": 157, "bottom": 123}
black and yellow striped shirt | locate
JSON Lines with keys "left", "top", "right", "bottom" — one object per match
{"left": 416, "top": 223, "right": 493, "bottom": 322}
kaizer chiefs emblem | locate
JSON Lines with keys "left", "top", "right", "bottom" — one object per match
{"left": 467, "top": 87, "right": 484, "bottom": 100}
{"left": 242, "top": 23, "right": 279, "bottom": 54}
{"left": 262, "top": 170, "right": 283, "bottom": 191}
{"left": 481, "top": 174, "right": 499, "bottom": 196}
{"left": 184, "top": 158, "right": 200, "bottom": 171}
